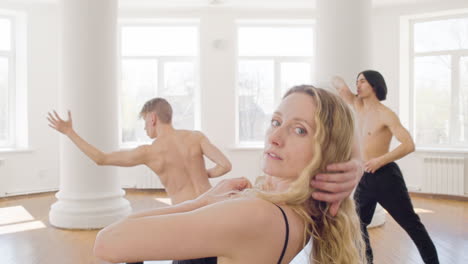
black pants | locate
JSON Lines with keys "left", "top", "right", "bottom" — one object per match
{"left": 127, "top": 257, "right": 217, "bottom": 264}
{"left": 354, "top": 162, "right": 439, "bottom": 264}
{"left": 173, "top": 257, "right": 217, "bottom": 264}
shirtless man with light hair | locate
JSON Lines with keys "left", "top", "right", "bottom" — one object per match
{"left": 332, "top": 70, "right": 439, "bottom": 264}
{"left": 48, "top": 97, "right": 232, "bottom": 205}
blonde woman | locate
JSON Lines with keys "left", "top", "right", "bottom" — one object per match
{"left": 94, "top": 86, "right": 366, "bottom": 264}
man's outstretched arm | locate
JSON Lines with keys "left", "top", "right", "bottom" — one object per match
{"left": 47, "top": 110, "right": 149, "bottom": 167}
{"left": 331, "top": 76, "right": 358, "bottom": 106}
{"left": 199, "top": 132, "right": 232, "bottom": 178}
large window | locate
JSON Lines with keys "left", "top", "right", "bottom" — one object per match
{"left": 236, "top": 21, "right": 314, "bottom": 146}
{"left": 119, "top": 22, "right": 199, "bottom": 146}
{"left": 411, "top": 15, "right": 468, "bottom": 148}
{"left": 0, "top": 16, "right": 13, "bottom": 148}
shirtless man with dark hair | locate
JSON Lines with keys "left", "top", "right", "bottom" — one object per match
{"left": 333, "top": 70, "right": 439, "bottom": 264}
{"left": 48, "top": 97, "right": 232, "bottom": 205}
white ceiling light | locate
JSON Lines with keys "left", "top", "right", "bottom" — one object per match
{"left": 209, "top": 0, "right": 223, "bottom": 5}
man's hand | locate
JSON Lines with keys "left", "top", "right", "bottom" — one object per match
{"left": 196, "top": 177, "right": 252, "bottom": 206}
{"left": 47, "top": 110, "right": 73, "bottom": 135}
{"left": 364, "top": 157, "right": 384, "bottom": 173}
{"left": 331, "top": 76, "right": 348, "bottom": 91}
{"left": 311, "top": 159, "right": 364, "bottom": 216}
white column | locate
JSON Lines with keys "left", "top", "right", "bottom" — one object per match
{"left": 49, "top": 0, "right": 131, "bottom": 229}
{"left": 315, "top": 0, "right": 385, "bottom": 228}
{"left": 315, "top": 0, "right": 372, "bottom": 85}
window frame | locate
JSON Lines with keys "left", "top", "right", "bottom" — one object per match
{"left": 408, "top": 13, "right": 468, "bottom": 149}
{"left": 235, "top": 20, "right": 315, "bottom": 147}
{"left": 0, "top": 14, "right": 16, "bottom": 149}
{"left": 118, "top": 20, "right": 200, "bottom": 148}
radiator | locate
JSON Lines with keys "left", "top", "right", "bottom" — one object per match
{"left": 422, "top": 156, "right": 465, "bottom": 195}
{"left": 137, "top": 173, "right": 162, "bottom": 189}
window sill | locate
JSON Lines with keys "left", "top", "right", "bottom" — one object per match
{"left": 119, "top": 145, "right": 138, "bottom": 150}
{"left": 416, "top": 147, "right": 468, "bottom": 154}
{"left": 229, "top": 144, "right": 264, "bottom": 150}
{"left": 0, "top": 148, "right": 34, "bottom": 154}
{"left": 119, "top": 142, "right": 152, "bottom": 150}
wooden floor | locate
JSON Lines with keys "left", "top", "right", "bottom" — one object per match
{"left": 0, "top": 190, "right": 466, "bottom": 264}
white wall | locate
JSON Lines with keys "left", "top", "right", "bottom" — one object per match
{"left": 0, "top": 0, "right": 59, "bottom": 196}
{"left": 371, "top": 0, "right": 468, "bottom": 194}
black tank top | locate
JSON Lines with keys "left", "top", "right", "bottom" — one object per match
{"left": 274, "top": 204, "right": 290, "bottom": 264}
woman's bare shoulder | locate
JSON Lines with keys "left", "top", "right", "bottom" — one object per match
{"left": 211, "top": 196, "right": 289, "bottom": 229}
{"left": 212, "top": 196, "right": 306, "bottom": 262}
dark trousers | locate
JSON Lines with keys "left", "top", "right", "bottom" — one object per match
{"left": 354, "top": 162, "right": 439, "bottom": 264}
{"left": 173, "top": 257, "right": 217, "bottom": 264}
{"left": 127, "top": 257, "right": 217, "bottom": 264}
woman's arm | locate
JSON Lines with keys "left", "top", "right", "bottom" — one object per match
{"left": 94, "top": 197, "right": 272, "bottom": 263}
{"left": 127, "top": 177, "right": 252, "bottom": 219}
{"left": 127, "top": 199, "right": 200, "bottom": 219}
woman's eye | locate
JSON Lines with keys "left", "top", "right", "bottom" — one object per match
{"left": 295, "top": 127, "right": 306, "bottom": 135}
{"left": 271, "top": 119, "right": 280, "bottom": 127}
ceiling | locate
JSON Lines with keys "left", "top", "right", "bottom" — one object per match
{"left": 1, "top": 0, "right": 451, "bottom": 9}
{"left": 118, "top": 0, "right": 442, "bottom": 9}
{"left": 118, "top": 0, "right": 314, "bottom": 9}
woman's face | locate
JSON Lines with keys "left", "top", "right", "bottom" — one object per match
{"left": 262, "top": 92, "right": 316, "bottom": 180}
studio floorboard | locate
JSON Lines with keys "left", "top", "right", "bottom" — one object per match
{"left": 0, "top": 190, "right": 466, "bottom": 264}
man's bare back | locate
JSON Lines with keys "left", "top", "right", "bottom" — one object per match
{"left": 48, "top": 98, "right": 232, "bottom": 205}
{"left": 146, "top": 130, "right": 220, "bottom": 204}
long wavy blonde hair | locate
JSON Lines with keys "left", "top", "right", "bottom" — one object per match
{"left": 254, "top": 85, "right": 366, "bottom": 264}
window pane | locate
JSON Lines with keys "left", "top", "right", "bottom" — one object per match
{"left": 0, "top": 18, "right": 11, "bottom": 51}
{"left": 238, "top": 27, "right": 314, "bottom": 56}
{"left": 280, "top": 62, "right": 312, "bottom": 97}
{"left": 414, "top": 17, "right": 468, "bottom": 52}
{"left": 161, "top": 62, "right": 195, "bottom": 130}
{"left": 121, "top": 26, "right": 197, "bottom": 56}
{"left": 238, "top": 60, "right": 274, "bottom": 143}
{"left": 414, "top": 56, "right": 451, "bottom": 145}
{"left": 459, "top": 56, "right": 468, "bottom": 145}
{"left": 121, "top": 59, "right": 157, "bottom": 143}
{"left": 0, "top": 57, "right": 8, "bottom": 143}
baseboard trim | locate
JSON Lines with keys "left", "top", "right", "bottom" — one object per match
{"left": 409, "top": 192, "right": 468, "bottom": 202}
{"left": 1, "top": 188, "right": 167, "bottom": 199}
{"left": 1, "top": 188, "right": 59, "bottom": 198}
{"left": 123, "top": 188, "right": 167, "bottom": 195}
